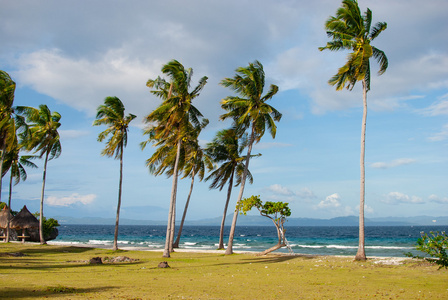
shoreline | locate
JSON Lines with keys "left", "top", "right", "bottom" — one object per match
{"left": 43, "top": 240, "right": 411, "bottom": 265}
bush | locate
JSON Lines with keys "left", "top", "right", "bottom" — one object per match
{"left": 406, "top": 231, "right": 448, "bottom": 269}
{"left": 33, "top": 212, "right": 60, "bottom": 237}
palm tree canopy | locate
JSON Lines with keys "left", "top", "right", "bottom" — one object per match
{"left": 319, "top": 0, "right": 388, "bottom": 91}
{"left": 2, "top": 137, "right": 38, "bottom": 184}
{"left": 144, "top": 119, "right": 211, "bottom": 180}
{"left": 19, "top": 104, "right": 62, "bottom": 160}
{"left": 93, "top": 96, "right": 136, "bottom": 159}
{"left": 205, "top": 128, "right": 257, "bottom": 191}
{"left": 220, "top": 60, "right": 282, "bottom": 142}
{"left": 0, "top": 71, "right": 18, "bottom": 152}
{"left": 144, "top": 59, "right": 208, "bottom": 142}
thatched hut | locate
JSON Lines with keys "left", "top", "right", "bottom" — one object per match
{"left": 0, "top": 206, "right": 14, "bottom": 240}
{"left": 10, "top": 205, "right": 39, "bottom": 242}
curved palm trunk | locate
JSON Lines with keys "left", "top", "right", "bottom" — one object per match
{"left": 113, "top": 143, "right": 124, "bottom": 251}
{"left": 163, "top": 139, "right": 181, "bottom": 258}
{"left": 173, "top": 170, "right": 195, "bottom": 248}
{"left": 39, "top": 150, "right": 50, "bottom": 245}
{"left": 355, "top": 80, "right": 368, "bottom": 261}
{"left": 218, "top": 168, "right": 234, "bottom": 250}
{"left": 225, "top": 125, "right": 255, "bottom": 255}
{"left": 5, "top": 169, "right": 13, "bottom": 242}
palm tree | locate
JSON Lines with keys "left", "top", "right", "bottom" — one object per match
{"left": 205, "top": 128, "right": 257, "bottom": 250}
{"left": 173, "top": 125, "right": 213, "bottom": 248}
{"left": 319, "top": 0, "right": 388, "bottom": 261}
{"left": 93, "top": 96, "right": 136, "bottom": 251}
{"left": 143, "top": 59, "right": 208, "bottom": 257}
{"left": 1, "top": 140, "right": 37, "bottom": 242}
{"left": 0, "top": 71, "right": 18, "bottom": 204}
{"left": 220, "top": 60, "right": 282, "bottom": 255}
{"left": 20, "top": 104, "right": 62, "bottom": 244}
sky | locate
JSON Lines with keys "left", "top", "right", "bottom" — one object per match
{"left": 1, "top": 0, "right": 447, "bottom": 222}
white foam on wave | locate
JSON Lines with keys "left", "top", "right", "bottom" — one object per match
{"left": 367, "top": 246, "right": 413, "bottom": 250}
{"left": 327, "top": 245, "right": 357, "bottom": 249}
{"left": 296, "top": 244, "right": 324, "bottom": 249}
{"left": 183, "top": 242, "right": 197, "bottom": 246}
{"left": 89, "top": 240, "right": 113, "bottom": 245}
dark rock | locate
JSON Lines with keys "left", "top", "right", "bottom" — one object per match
{"left": 89, "top": 257, "right": 103, "bottom": 264}
{"left": 158, "top": 261, "right": 170, "bottom": 268}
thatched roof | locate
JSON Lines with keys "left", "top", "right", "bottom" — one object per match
{"left": 10, "top": 205, "right": 39, "bottom": 229}
{"left": 0, "top": 206, "right": 13, "bottom": 229}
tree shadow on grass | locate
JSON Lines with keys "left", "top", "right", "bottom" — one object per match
{"left": 1, "top": 286, "right": 117, "bottom": 299}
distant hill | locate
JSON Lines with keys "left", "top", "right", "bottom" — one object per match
{"left": 56, "top": 215, "right": 448, "bottom": 226}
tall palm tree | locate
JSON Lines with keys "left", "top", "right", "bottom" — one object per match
{"left": 143, "top": 59, "right": 208, "bottom": 258}
{"left": 1, "top": 139, "right": 37, "bottom": 242}
{"left": 20, "top": 104, "right": 62, "bottom": 244}
{"left": 173, "top": 126, "right": 213, "bottom": 248}
{"left": 220, "top": 60, "right": 282, "bottom": 255}
{"left": 319, "top": 0, "right": 388, "bottom": 261}
{"left": 0, "top": 71, "right": 18, "bottom": 204}
{"left": 205, "top": 128, "right": 257, "bottom": 250}
{"left": 93, "top": 96, "right": 136, "bottom": 251}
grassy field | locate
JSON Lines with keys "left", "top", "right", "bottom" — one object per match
{"left": 1, "top": 243, "right": 447, "bottom": 299}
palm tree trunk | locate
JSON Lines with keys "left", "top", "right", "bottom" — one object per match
{"left": 218, "top": 168, "right": 234, "bottom": 250}
{"left": 6, "top": 169, "right": 13, "bottom": 242}
{"left": 163, "top": 138, "right": 181, "bottom": 258}
{"left": 39, "top": 150, "right": 50, "bottom": 245}
{"left": 173, "top": 170, "right": 195, "bottom": 248}
{"left": 113, "top": 143, "right": 124, "bottom": 251}
{"left": 355, "top": 79, "right": 368, "bottom": 261}
{"left": 225, "top": 125, "right": 255, "bottom": 255}
{"left": 0, "top": 143, "right": 6, "bottom": 204}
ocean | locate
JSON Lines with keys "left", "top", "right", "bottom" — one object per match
{"left": 50, "top": 224, "right": 448, "bottom": 257}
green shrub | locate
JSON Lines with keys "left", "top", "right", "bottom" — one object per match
{"left": 33, "top": 212, "right": 60, "bottom": 237}
{"left": 406, "top": 231, "right": 448, "bottom": 269}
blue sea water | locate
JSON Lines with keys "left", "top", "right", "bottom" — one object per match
{"left": 51, "top": 225, "right": 447, "bottom": 257}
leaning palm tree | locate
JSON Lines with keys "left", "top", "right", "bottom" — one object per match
{"left": 220, "top": 60, "right": 282, "bottom": 255}
{"left": 143, "top": 59, "right": 208, "bottom": 258}
{"left": 1, "top": 139, "right": 37, "bottom": 242}
{"left": 20, "top": 104, "right": 62, "bottom": 244}
{"left": 319, "top": 0, "right": 388, "bottom": 261}
{"left": 205, "top": 128, "right": 257, "bottom": 250}
{"left": 93, "top": 96, "right": 136, "bottom": 251}
{"left": 173, "top": 123, "right": 213, "bottom": 248}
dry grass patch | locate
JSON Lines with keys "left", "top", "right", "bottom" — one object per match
{"left": 1, "top": 242, "right": 447, "bottom": 299}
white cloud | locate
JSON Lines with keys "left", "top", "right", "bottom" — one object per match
{"left": 382, "top": 192, "right": 424, "bottom": 205}
{"left": 422, "top": 94, "right": 448, "bottom": 116}
{"left": 429, "top": 194, "right": 448, "bottom": 204}
{"left": 370, "top": 158, "right": 416, "bottom": 169}
{"left": 428, "top": 123, "right": 448, "bottom": 142}
{"left": 317, "top": 193, "right": 341, "bottom": 209}
{"left": 46, "top": 193, "right": 96, "bottom": 207}
{"left": 266, "top": 184, "right": 317, "bottom": 202}
{"left": 15, "top": 48, "right": 158, "bottom": 117}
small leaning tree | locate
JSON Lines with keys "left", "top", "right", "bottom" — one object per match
{"left": 93, "top": 96, "right": 136, "bottom": 251}
{"left": 319, "top": 0, "right": 388, "bottom": 261}
{"left": 239, "top": 195, "right": 291, "bottom": 256}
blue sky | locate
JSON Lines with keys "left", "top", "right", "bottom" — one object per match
{"left": 1, "top": 0, "right": 447, "bottom": 221}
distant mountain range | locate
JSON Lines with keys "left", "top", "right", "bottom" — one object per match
{"left": 56, "top": 215, "right": 448, "bottom": 226}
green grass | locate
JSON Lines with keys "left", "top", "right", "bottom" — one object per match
{"left": 1, "top": 242, "right": 447, "bottom": 299}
